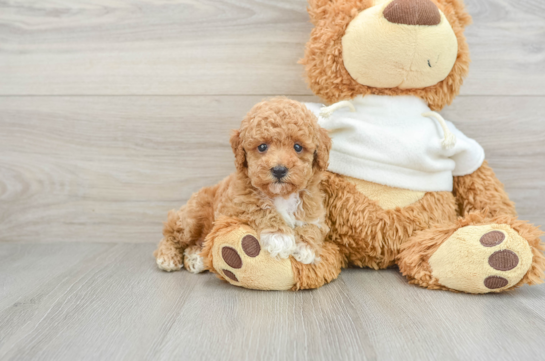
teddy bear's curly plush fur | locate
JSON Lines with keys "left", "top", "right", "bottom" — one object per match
{"left": 301, "top": 0, "right": 471, "bottom": 111}
{"left": 158, "top": 0, "right": 545, "bottom": 293}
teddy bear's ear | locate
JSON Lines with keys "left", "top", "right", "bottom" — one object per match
{"left": 230, "top": 129, "right": 247, "bottom": 173}
{"left": 307, "top": 0, "right": 333, "bottom": 25}
{"left": 452, "top": 0, "right": 472, "bottom": 27}
{"left": 313, "top": 127, "right": 332, "bottom": 172}
{"left": 440, "top": 0, "right": 472, "bottom": 27}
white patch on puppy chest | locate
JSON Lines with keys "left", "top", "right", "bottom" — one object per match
{"left": 273, "top": 193, "right": 300, "bottom": 228}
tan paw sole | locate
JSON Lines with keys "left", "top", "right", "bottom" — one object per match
{"left": 211, "top": 225, "right": 295, "bottom": 291}
{"left": 429, "top": 224, "right": 533, "bottom": 293}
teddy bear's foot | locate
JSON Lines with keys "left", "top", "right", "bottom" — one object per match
{"left": 398, "top": 213, "right": 545, "bottom": 293}
{"left": 201, "top": 217, "right": 344, "bottom": 290}
{"left": 207, "top": 224, "right": 296, "bottom": 290}
{"left": 430, "top": 224, "right": 534, "bottom": 293}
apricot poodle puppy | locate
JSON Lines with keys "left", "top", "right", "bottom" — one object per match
{"left": 154, "top": 97, "right": 332, "bottom": 273}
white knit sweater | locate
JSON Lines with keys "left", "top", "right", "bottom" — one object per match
{"left": 305, "top": 95, "right": 485, "bottom": 192}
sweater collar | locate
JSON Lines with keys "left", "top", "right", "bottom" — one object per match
{"left": 319, "top": 94, "right": 456, "bottom": 149}
{"left": 350, "top": 95, "right": 431, "bottom": 115}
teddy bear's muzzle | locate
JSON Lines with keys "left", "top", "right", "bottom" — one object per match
{"left": 341, "top": 0, "right": 458, "bottom": 90}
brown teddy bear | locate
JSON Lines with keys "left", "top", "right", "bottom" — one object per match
{"left": 162, "top": 0, "right": 545, "bottom": 293}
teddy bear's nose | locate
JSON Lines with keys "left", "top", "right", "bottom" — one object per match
{"left": 271, "top": 166, "right": 288, "bottom": 180}
{"left": 383, "top": 0, "right": 441, "bottom": 26}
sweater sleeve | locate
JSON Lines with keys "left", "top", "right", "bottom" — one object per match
{"left": 446, "top": 121, "right": 485, "bottom": 177}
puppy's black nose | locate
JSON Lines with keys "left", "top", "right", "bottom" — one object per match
{"left": 271, "top": 166, "right": 288, "bottom": 180}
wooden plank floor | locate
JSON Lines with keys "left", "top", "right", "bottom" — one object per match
{"left": 1, "top": 0, "right": 544, "bottom": 360}
{"left": 0, "top": 243, "right": 544, "bottom": 361}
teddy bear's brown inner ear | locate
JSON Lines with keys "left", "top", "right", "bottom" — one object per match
{"left": 383, "top": 0, "right": 441, "bottom": 26}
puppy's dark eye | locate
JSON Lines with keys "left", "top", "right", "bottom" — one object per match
{"left": 294, "top": 144, "right": 303, "bottom": 153}
{"left": 257, "top": 144, "right": 268, "bottom": 153}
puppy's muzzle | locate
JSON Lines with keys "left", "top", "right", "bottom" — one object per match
{"left": 271, "top": 166, "right": 288, "bottom": 181}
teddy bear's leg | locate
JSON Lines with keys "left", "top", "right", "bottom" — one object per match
{"left": 200, "top": 217, "right": 343, "bottom": 290}
{"left": 398, "top": 212, "right": 545, "bottom": 293}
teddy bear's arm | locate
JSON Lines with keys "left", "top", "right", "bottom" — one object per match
{"left": 452, "top": 160, "right": 516, "bottom": 218}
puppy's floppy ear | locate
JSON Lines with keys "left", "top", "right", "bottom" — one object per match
{"left": 230, "top": 129, "right": 247, "bottom": 173}
{"left": 313, "top": 127, "right": 332, "bottom": 172}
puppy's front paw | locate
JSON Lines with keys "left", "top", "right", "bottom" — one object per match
{"left": 184, "top": 247, "right": 205, "bottom": 274}
{"left": 293, "top": 243, "right": 318, "bottom": 264}
{"left": 154, "top": 239, "right": 183, "bottom": 272}
{"left": 260, "top": 232, "right": 296, "bottom": 259}
{"left": 156, "top": 255, "right": 183, "bottom": 272}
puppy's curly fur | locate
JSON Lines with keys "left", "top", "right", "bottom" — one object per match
{"left": 154, "top": 97, "right": 332, "bottom": 272}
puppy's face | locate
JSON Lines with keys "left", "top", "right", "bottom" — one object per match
{"left": 231, "top": 98, "right": 331, "bottom": 198}
{"left": 245, "top": 135, "right": 314, "bottom": 197}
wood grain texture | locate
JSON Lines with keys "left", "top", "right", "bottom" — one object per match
{"left": 441, "top": 96, "right": 545, "bottom": 223}
{"left": 0, "top": 95, "right": 318, "bottom": 243}
{"left": 0, "top": 243, "right": 543, "bottom": 361}
{"left": 0, "top": 1, "right": 543, "bottom": 360}
{"left": 0, "top": 0, "right": 544, "bottom": 96}
{"left": 0, "top": 95, "right": 543, "bottom": 243}
{"left": 342, "top": 269, "right": 545, "bottom": 361}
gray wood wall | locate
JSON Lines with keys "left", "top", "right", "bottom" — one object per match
{"left": 1, "top": 0, "right": 544, "bottom": 244}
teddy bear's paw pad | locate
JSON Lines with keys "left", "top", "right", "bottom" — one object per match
{"left": 483, "top": 276, "right": 508, "bottom": 289}
{"left": 222, "top": 269, "right": 238, "bottom": 282}
{"left": 221, "top": 247, "right": 243, "bottom": 268}
{"left": 211, "top": 227, "right": 295, "bottom": 290}
{"left": 241, "top": 235, "right": 261, "bottom": 257}
{"left": 480, "top": 231, "right": 505, "bottom": 247}
{"left": 488, "top": 250, "right": 519, "bottom": 271}
{"left": 429, "top": 225, "right": 533, "bottom": 293}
